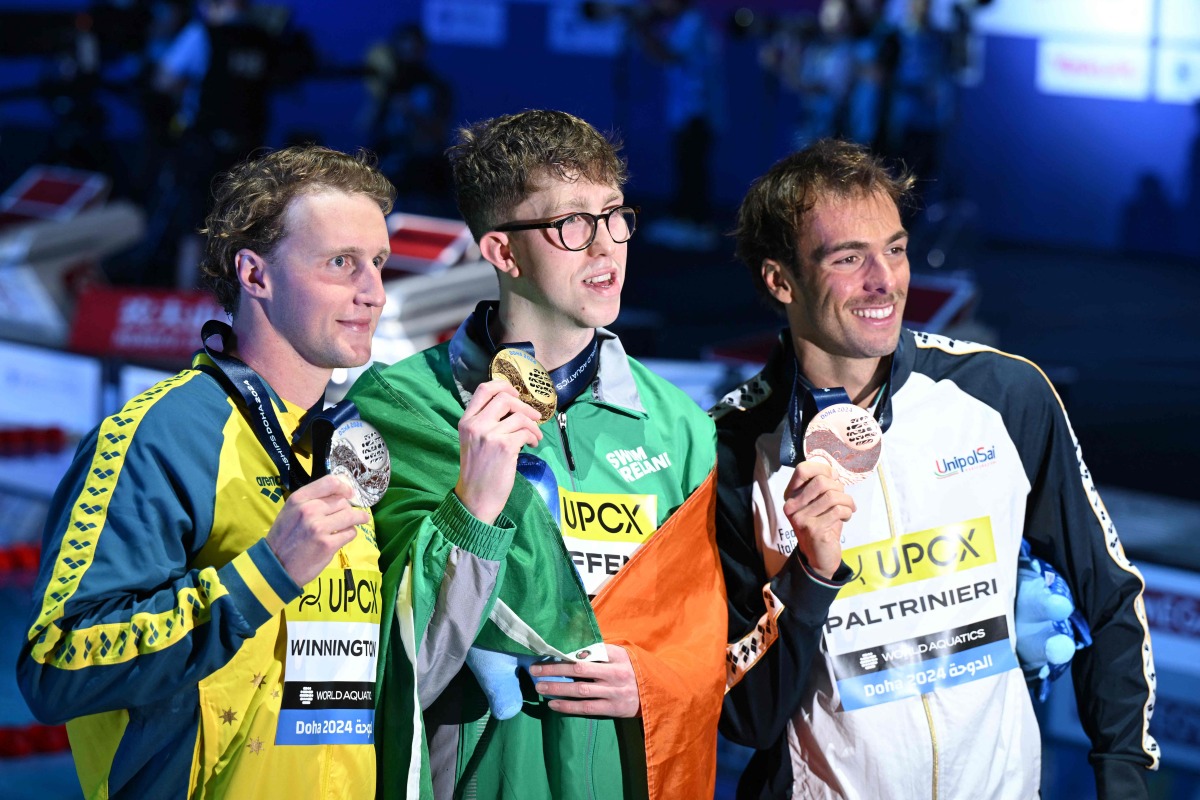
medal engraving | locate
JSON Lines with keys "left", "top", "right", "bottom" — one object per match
{"left": 803, "top": 403, "right": 882, "bottom": 485}
{"left": 489, "top": 347, "right": 557, "bottom": 423}
{"left": 327, "top": 419, "right": 391, "bottom": 507}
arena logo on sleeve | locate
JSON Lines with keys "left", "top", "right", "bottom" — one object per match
{"left": 825, "top": 516, "right": 1018, "bottom": 710}
{"left": 559, "top": 489, "right": 657, "bottom": 595}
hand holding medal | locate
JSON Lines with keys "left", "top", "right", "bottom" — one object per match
{"left": 266, "top": 476, "right": 367, "bottom": 587}
{"left": 453, "top": 350, "right": 549, "bottom": 526}
{"left": 780, "top": 392, "right": 882, "bottom": 579}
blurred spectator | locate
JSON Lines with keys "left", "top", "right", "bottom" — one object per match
{"left": 1121, "top": 172, "right": 1179, "bottom": 257}
{"left": 132, "top": 0, "right": 191, "bottom": 206}
{"left": 148, "top": 0, "right": 275, "bottom": 286}
{"left": 759, "top": 1, "right": 856, "bottom": 151}
{"left": 883, "top": 0, "right": 952, "bottom": 192}
{"left": 121, "top": 0, "right": 305, "bottom": 288}
{"left": 633, "top": 0, "right": 724, "bottom": 250}
{"left": 753, "top": 0, "right": 956, "bottom": 201}
{"left": 361, "top": 23, "right": 454, "bottom": 216}
{"left": 155, "top": 0, "right": 274, "bottom": 153}
{"left": 753, "top": 1, "right": 897, "bottom": 156}
{"left": 844, "top": 0, "right": 898, "bottom": 150}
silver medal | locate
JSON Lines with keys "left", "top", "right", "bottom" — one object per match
{"left": 327, "top": 419, "right": 391, "bottom": 507}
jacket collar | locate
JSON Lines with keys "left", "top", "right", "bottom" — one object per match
{"left": 770, "top": 327, "right": 916, "bottom": 435}
{"left": 447, "top": 303, "right": 646, "bottom": 415}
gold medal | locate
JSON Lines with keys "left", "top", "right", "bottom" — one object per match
{"left": 489, "top": 347, "right": 557, "bottom": 423}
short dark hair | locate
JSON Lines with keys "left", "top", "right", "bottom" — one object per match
{"left": 199, "top": 145, "right": 396, "bottom": 313}
{"left": 735, "top": 139, "right": 915, "bottom": 311}
{"left": 446, "top": 109, "right": 628, "bottom": 241}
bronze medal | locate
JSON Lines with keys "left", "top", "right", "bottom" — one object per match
{"left": 802, "top": 403, "right": 883, "bottom": 485}
{"left": 489, "top": 347, "right": 557, "bottom": 423}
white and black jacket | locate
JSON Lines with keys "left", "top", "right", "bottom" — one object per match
{"left": 713, "top": 329, "right": 1158, "bottom": 800}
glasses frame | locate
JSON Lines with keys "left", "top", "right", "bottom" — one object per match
{"left": 493, "top": 205, "right": 640, "bottom": 252}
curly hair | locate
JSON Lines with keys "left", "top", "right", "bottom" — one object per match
{"left": 735, "top": 139, "right": 915, "bottom": 312}
{"left": 199, "top": 145, "right": 396, "bottom": 313}
{"left": 446, "top": 109, "right": 628, "bottom": 241}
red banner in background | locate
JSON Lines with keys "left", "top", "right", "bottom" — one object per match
{"left": 68, "top": 286, "right": 224, "bottom": 366}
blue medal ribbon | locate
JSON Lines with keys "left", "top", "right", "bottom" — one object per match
{"left": 467, "top": 300, "right": 600, "bottom": 407}
{"left": 296, "top": 399, "right": 362, "bottom": 482}
{"left": 548, "top": 339, "right": 599, "bottom": 408}
{"left": 464, "top": 301, "right": 598, "bottom": 520}
{"left": 780, "top": 371, "right": 852, "bottom": 469}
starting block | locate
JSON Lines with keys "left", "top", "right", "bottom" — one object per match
{"left": 0, "top": 165, "right": 110, "bottom": 229}
{"left": 0, "top": 166, "right": 145, "bottom": 347}
{"left": 384, "top": 212, "right": 478, "bottom": 277}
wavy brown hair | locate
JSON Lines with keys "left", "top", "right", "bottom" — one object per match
{"left": 735, "top": 139, "right": 915, "bottom": 312}
{"left": 447, "top": 109, "right": 628, "bottom": 241}
{"left": 199, "top": 145, "right": 395, "bottom": 313}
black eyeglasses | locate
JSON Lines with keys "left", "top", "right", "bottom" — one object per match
{"left": 494, "top": 206, "right": 639, "bottom": 252}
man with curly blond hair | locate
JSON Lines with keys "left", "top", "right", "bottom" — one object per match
{"left": 349, "top": 109, "right": 727, "bottom": 799}
{"left": 19, "top": 145, "right": 396, "bottom": 799}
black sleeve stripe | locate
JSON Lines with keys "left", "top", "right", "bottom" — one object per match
{"left": 914, "top": 333, "right": 1159, "bottom": 768}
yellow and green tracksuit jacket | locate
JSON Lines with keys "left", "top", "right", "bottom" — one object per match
{"left": 17, "top": 353, "right": 380, "bottom": 799}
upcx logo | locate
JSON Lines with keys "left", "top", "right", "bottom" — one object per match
{"left": 558, "top": 489, "right": 658, "bottom": 543}
{"left": 838, "top": 517, "right": 997, "bottom": 598}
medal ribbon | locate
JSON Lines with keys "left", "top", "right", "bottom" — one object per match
{"left": 199, "top": 319, "right": 356, "bottom": 491}
{"left": 779, "top": 332, "right": 902, "bottom": 469}
{"left": 295, "top": 399, "right": 362, "bottom": 481}
{"left": 780, "top": 375, "right": 852, "bottom": 469}
{"left": 548, "top": 340, "right": 599, "bottom": 407}
{"left": 467, "top": 301, "right": 600, "bottom": 408}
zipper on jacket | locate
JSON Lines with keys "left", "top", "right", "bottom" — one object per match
{"left": 557, "top": 412, "right": 577, "bottom": 473}
{"left": 338, "top": 547, "right": 351, "bottom": 589}
{"left": 878, "top": 458, "right": 938, "bottom": 800}
{"left": 922, "top": 693, "right": 939, "bottom": 800}
{"left": 877, "top": 457, "right": 899, "bottom": 540}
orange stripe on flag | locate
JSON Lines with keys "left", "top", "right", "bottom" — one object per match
{"left": 593, "top": 468, "right": 726, "bottom": 800}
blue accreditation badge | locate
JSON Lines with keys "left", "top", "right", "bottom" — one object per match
{"left": 516, "top": 452, "right": 560, "bottom": 525}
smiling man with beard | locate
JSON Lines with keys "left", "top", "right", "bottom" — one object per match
{"left": 348, "top": 110, "right": 726, "bottom": 800}
{"left": 713, "top": 138, "right": 1158, "bottom": 799}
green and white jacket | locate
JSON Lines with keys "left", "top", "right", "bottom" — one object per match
{"left": 348, "top": 316, "right": 720, "bottom": 800}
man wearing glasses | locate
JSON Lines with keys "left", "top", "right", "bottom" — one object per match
{"left": 348, "top": 110, "right": 726, "bottom": 800}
